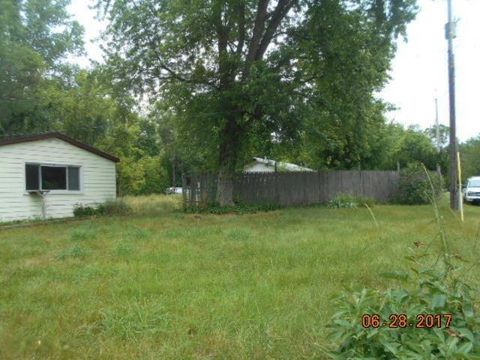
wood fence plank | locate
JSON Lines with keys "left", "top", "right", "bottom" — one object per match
{"left": 184, "top": 170, "right": 400, "bottom": 208}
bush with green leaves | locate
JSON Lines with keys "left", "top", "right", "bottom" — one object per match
{"left": 327, "top": 194, "right": 376, "bottom": 209}
{"left": 73, "top": 204, "right": 98, "bottom": 217}
{"left": 328, "top": 187, "right": 480, "bottom": 359}
{"left": 117, "top": 155, "right": 171, "bottom": 196}
{"left": 329, "top": 259, "right": 480, "bottom": 359}
{"left": 395, "top": 163, "right": 444, "bottom": 205}
{"left": 73, "top": 200, "right": 132, "bottom": 217}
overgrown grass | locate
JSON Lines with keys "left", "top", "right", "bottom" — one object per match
{"left": 185, "top": 202, "right": 282, "bottom": 214}
{"left": 124, "top": 194, "right": 182, "bottom": 216}
{"left": 1, "top": 195, "right": 479, "bottom": 359}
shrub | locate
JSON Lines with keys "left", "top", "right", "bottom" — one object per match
{"left": 73, "top": 200, "right": 132, "bottom": 218}
{"left": 117, "top": 155, "right": 170, "bottom": 196}
{"left": 328, "top": 261, "right": 480, "bottom": 359}
{"left": 328, "top": 184, "right": 480, "bottom": 359}
{"left": 327, "top": 194, "right": 376, "bottom": 209}
{"left": 73, "top": 204, "right": 97, "bottom": 217}
{"left": 395, "top": 163, "right": 444, "bottom": 205}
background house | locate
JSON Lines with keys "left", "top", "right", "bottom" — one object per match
{"left": 0, "top": 133, "right": 119, "bottom": 222}
{"left": 244, "top": 157, "right": 314, "bottom": 173}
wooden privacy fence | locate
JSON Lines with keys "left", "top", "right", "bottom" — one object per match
{"left": 183, "top": 171, "right": 400, "bottom": 208}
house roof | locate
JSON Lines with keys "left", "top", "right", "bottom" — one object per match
{"left": 251, "top": 157, "right": 314, "bottom": 172}
{"left": 0, "top": 132, "right": 120, "bottom": 163}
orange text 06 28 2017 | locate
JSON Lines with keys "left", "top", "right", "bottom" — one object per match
{"left": 361, "top": 314, "right": 453, "bottom": 329}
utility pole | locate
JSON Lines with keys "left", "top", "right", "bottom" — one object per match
{"left": 435, "top": 98, "right": 440, "bottom": 152}
{"left": 446, "top": 0, "right": 458, "bottom": 210}
{"left": 435, "top": 98, "right": 442, "bottom": 176}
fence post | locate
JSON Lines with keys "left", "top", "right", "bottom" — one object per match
{"left": 181, "top": 173, "right": 187, "bottom": 211}
{"left": 304, "top": 172, "right": 308, "bottom": 205}
{"left": 275, "top": 173, "right": 280, "bottom": 205}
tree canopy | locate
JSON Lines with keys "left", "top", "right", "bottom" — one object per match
{"left": 0, "top": 0, "right": 84, "bottom": 135}
{"left": 97, "top": 0, "right": 418, "bottom": 204}
{"left": 460, "top": 137, "right": 480, "bottom": 181}
{"left": 5, "top": 0, "right": 472, "bottom": 201}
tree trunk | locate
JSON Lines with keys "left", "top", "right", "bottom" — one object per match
{"left": 216, "top": 114, "right": 241, "bottom": 206}
{"left": 216, "top": 170, "right": 234, "bottom": 206}
{"left": 171, "top": 156, "right": 176, "bottom": 186}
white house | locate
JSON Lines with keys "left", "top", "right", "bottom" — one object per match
{"left": 244, "top": 157, "right": 314, "bottom": 173}
{"left": 0, "top": 133, "right": 119, "bottom": 222}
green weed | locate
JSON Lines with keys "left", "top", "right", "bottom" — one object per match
{"left": 225, "top": 228, "right": 251, "bottom": 241}
{"left": 57, "top": 244, "right": 89, "bottom": 260}
{"left": 114, "top": 242, "right": 134, "bottom": 257}
{"left": 70, "top": 225, "right": 98, "bottom": 241}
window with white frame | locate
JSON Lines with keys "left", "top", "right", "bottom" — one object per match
{"left": 26, "top": 164, "right": 81, "bottom": 191}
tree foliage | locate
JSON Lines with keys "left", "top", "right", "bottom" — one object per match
{"left": 425, "top": 124, "right": 450, "bottom": 150}
{"left": 96, "top": 0, "right": 418, "bottom": 204}
{"left": 369, "top": 124, "right": 443, "bottom": 171}
{"left": 0, "top": 0, "right": 172, "bottom": 195}
{"left": 392, "top": 126, "right": 440, "bottom": 170}
{"left": 460, "top": 137, "right": 480, "bottom": 181}
{"left": 0, "top": 0, "right": 84, "bottom": 135}
{"left": 3, "top": 0, "right": 449, "bottom": 198}
{"left": 395, "top": 163, "right": 444, "bottom": 205}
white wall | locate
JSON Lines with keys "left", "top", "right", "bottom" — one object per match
{"left": 244, "top": 162, "right": 274, "bottom": 173}
{"left": 0, "top": 138, "right": 116, "bottom": 222}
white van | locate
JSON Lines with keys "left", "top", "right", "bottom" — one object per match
{"left": 463, "top": 176, "right": 480, "bottom": 203}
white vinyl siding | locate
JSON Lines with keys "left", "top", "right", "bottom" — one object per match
{"left": 0, "top": 138, "right": 116, "bottom": 222}
{"left": 244, "top": 162, "right": 275, "bottom": 173}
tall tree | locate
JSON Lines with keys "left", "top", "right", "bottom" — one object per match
{"left": 460, "top": 136, "right": 480, "bottom": 181}
{"left": 0, "top": 0, "right": 83, "bottom": 135}
{"left": 375, "top": 124, "right": 440, "bottom": 171}
{"left": 424, "top": 124, "right": 449, "bottom": 150}
{"left": 97, "top": 0, "right": 417, "bottom": 205}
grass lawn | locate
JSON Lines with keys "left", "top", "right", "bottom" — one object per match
{"left": 1, "top": 195, "right": 479, "bottom": 359}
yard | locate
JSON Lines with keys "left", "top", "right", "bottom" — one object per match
{"left": 1, "top": 196, "right": 479, "bottom": 359}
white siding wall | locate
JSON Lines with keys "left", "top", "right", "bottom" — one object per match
{"left": 0, "top": 138, "right": 116, "bottom": 222}
{"left": 244, "top": 162, "right": 274, "bottom": 173}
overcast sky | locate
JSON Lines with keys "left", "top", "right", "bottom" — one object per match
{"left": 67, "top": 0, "right": 480, "bottom": 141}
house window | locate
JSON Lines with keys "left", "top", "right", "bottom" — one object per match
{"left": 68, "top": 167, "right": 80, "bottom": 191}
{"left": 42, "top": 166, "right": 67, "bottom": 190}
{"left": 26, "top": 164, "right": 81, "bottom": 191}
{"left": 26, "top": 164, "right": 40, "bottom": 191}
